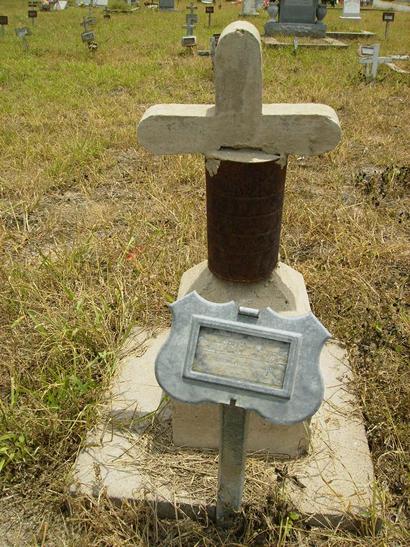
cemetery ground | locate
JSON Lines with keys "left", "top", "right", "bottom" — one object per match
{"left": 0, "top": 0, "right": 409, "bottom": 544}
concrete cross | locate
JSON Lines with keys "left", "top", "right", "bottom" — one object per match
{"left": 138, "top": 21, "right": 341, "bottom": 283}
{"left": 138, "top": 21, "right": 341, "bottom": 161}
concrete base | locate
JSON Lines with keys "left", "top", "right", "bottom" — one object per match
{"left": 72, "top": 341, "right": 376, "bottom": 529}
{"left": 173, "top": 261, "right": 311, "bottom": 456}
{"left": 263, "top": 36, "right": 348, "bottom": 49}
{"left": 177, "top": 261, "right": 311, "bottom": 313}
{"left": 265, "top": 22, "right": 327, "bottom": 38}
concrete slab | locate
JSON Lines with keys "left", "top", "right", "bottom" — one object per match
{"left": 263, "top": 36, "right": 348, "bottom": 49}
{"left": 326, "top": 30, "right": 375, "bottom": 40}
{"left": 109, "top": 327, "right": 168, "bottom": 428}
{"left": 178, "top": 260, "right": 311, "bottom": 317}
{"left": 73, "top": 341, "right": 376, "bottom": 529}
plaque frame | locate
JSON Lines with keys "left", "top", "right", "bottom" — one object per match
{"left": 155, "top": 291, "right": 330, "bottom": 425}
{"left": 183, "top": 315, "right": 301, "bottom": 399}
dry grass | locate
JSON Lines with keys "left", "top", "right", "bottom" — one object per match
{"left": 0, "top": 0, "right": 409, "bottom": 544}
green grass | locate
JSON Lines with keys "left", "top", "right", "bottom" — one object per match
{"left": 0, "top": 0, "right": 409, "bottom": 544}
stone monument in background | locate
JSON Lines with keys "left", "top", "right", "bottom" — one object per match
{"left": 265, "top": 0, "right": 328, "bottom": 37}
{"left": 341, "top": 0, "right": 361, "bottom": 20}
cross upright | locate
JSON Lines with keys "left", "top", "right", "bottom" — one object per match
{"left": 138, "top": 21, "right": 341, "bottom": 282}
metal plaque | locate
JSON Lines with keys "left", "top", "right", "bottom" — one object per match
{"left": 82, "top": 31, "right": 95, "bottom": 42}
{"left": 382, "top": 12, "right": 394, "bottom": 22}
{"left": 206, "top": 6, "right": 214, "bottom": 13}
{"left": 28, "top": 10, "right": 37, "bottom": 18}
{"left": 155, "top": 292, "right": 330, "bottom": 425}
{"left": 0, "top": 16, "right": 8, "bottom": 25}
{"left": 360, "top": 45, "right": 375, "bottom": 56}
{"left": 182, "top": 35, "right": 196, "bottom": 47}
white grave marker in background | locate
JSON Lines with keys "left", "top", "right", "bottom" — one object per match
{"left": 340, "top": 0, "right": 361, "bottom": 20}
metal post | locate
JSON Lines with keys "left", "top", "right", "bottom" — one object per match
{"left": 205, "top": 158, "right": 287, "bottom": 283}
{"left": 216, "top": 401, "right": 248, "bottom": 527}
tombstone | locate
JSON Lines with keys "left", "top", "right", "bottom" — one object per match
{"left": 241, "top": 0, "right": 258, "bottom": 16}
{"left": 340, "top": 0, "right": 361, "bottom": 20}
{"left": 265, "top": 0, "right": 328, "bottom": 38}
{"left": 182, "top": 3, "right": 198, "bottom": 47}
{"left": 159, "top": 0, "right": 176, "bottom": 11}
{"left": 138, "top": 21, "right": 341, "bottom": 454}
{"left": 74, "top": 21, "right": 376, "bottom": 528}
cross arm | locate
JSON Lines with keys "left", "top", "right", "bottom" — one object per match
{"left": 137, "top": 103, "right": 341, "bottom": 158}
{"left": 138, "top": 104, "right": 215, "bottom": 155}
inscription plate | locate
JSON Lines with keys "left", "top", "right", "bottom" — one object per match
{"left": 382, "top": 12, "right": 394, "bottom": 22}
{"left": 82, "top": 31, "right": 95, "bottom": 42}
{"left": 193, "top": 327, "right": 289, "bottom": 388}
{"left": 155, "top": 292, "right": 330, "bottom": 425}
{"left": 280, "top": 0, "right": 316, "bottom": 24}
{"left": 0, "top": 16, "right": 8, "bottom": 25}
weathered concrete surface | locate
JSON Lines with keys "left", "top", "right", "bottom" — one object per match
{"left": 173, "top": 260, "right": 312, "bottom": 456}
{"left": 109, "top": 328, "right": 167, "bottom": 428}
{"left": 137, "top": 21, "right": 341, "bottom": 160}
{"left": 72, "top": 342, "right": 376, "bottom": 529}
{"left": 265, "top": 22, "right": 327, "bottom": 38}
{"left": 263, "top": 36, "right": 348, "bottom": 49}
{"left": 178, "top": 261, "right": 311, "bottom": 313}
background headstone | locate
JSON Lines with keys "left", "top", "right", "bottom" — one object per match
{"left": 242, "top": 0, "right": 258, "bottom": 16}
{"left": 159, "top": 0, "right": 175, "bottom": 10}
{"left": 265, "top": 0, "right": 327, "bottom": 37}
{"left": 340, "top": 0, "right": 361, "bottom": 19}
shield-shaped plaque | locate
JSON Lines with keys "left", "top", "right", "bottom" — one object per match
{"left": 155, "top": 292, "right": 330, "bottom": 425}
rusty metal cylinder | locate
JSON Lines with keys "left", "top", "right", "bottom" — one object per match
{"left": 205, "top": 159, "right": 286, "bottom": 283}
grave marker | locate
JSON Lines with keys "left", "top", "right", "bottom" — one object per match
{"left": 182, "top": 3, "right": 198, "bottom": 48}
{"left": 382, "top": 12, "right": 394, "bottom": 40}
{"left": 139, "top": 21, "right": 340, "bottom": 282}
{"left": 340, "top": 0, "right": 361, "bottom": 20}
{"left": 359, "top": 43, "right": 409, "bottom": 81}
{"left": 156, "top": 292, "right": 329, "bottom": 524}
{"left": 15, "top": 27, "right": 32, "bottom": 50}
{"left": 265, "top": 0, "right": 327, "bottom": 38}
{"left": 0, "top": 15, "right": 8, "bottom": 37}
{"left": 206, "top": 5, "right": 214, "bottom": 28}
{"left": 81, "top": 14, "right": 97, "bottom": 50}
{"left": 159, "top": 0, "right": 176, "bottom": 11}
{"left": 28, "top": 9, "right": 38, "bottom": 25}
{"left": 241, "top": 0, "right": 258, "bottom": 17}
